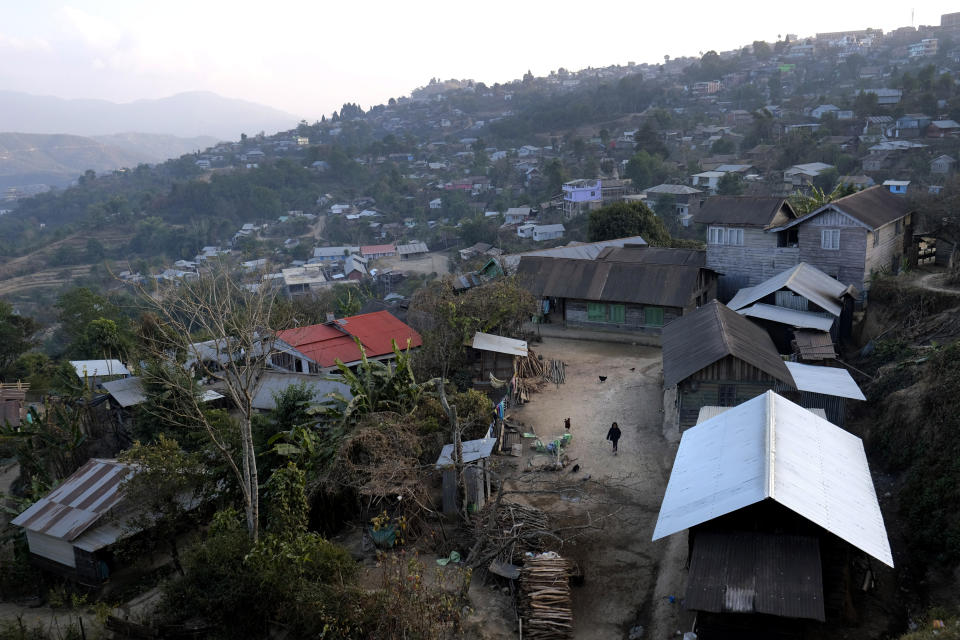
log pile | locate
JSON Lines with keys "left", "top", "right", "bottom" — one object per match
{"left": 469, "top": 501, "right": 551, "bottom": 568}
{"left": 545, "top": 359, "right": 566, "bottom": 384}
{"left": 513, "top": 348, "right": 547, "bottom": 403}
{"left": 520, "top": 552, "right": 573, "bottom": 639}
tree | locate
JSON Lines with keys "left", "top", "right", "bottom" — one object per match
{"left": 623, "top": 150, "right": 669, "bottom": 189}
{"left": 587, "top": 201, "right": 672, "bottom": 244}
{"left": 711, "top": 138, "right": 735, "bottom": 155}
{"left": 633, "top": 123, "right": 668, "bottom": 158}
{"left": 0, "top": 302, "right": 39, "bottom": 375}
{"left": 117, "top": 436, "right": 211, "bottom": 575}
{"left": 133, "top": 264, "right": 286, "bottom": 541}
{"left": 752, "top": 40, "right": 772, "bottom": 60}
{"left": 717, "top": 172, "right": 746, "bottom": 195}
{"left": 853, "top": 91, "right": 879, "bottom": 117}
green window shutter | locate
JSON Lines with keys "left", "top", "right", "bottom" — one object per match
{"left": 587, "top": 303, "right": 606, "bottom": 321}
{"left": 609, "top": 304, "right": 625, "bottom": 323}
{"left": 645, "top": 306, "right": 664, "bottom": 326}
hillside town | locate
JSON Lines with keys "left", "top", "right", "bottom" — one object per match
{"left": 4, "top": 11, "right": 960, "bottom": 640}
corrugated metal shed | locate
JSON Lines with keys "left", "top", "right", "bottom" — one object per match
{"left": 251, "top": 371, "right": 352, "bottom": 411}
{"left": 435, "top": 437, "right": 497, "bottom": 468}
{"left": 652, "top": 391, "right": 893, "bottom": 567}
{"left": 737, "top": 303, "right": 835, "bottom": 332}
{"left": 516, "top": 256, "right": 704, "bottom": 308}
{"left": 396, "top": 242, "right": 429, "bottom": 255}
{"left": 726, "top": 263, "right": 851, "bottom": 316}
{"left": 471, "top": 332, "right": 528, "bottom": 356}
{"left": 784, "top": 363, "right": 866, "bottom": 400}
{"left": 686, "top": 531, "right": 825, "bottom": 621}
{"left": 12, "top": 459, "right": 132, "bottom": 544}
{"left": 70, "top": 360, "right": 130, "bottom": 380}
{"left": 661, "top": 301, "right": 794, "bottom": 387}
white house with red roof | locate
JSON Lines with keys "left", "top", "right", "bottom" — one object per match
{"left": 272, "top": 310, "right": 422, "bottom": 374}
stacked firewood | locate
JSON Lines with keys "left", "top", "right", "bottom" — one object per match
{"left": 513, "top": 349, "right": 547, "bottom": 403}
{"left": 520, "top": 552, "right": 573, "bottom": 639}
{"left": 469, "top": 501, "right": 551, "bottom": 568}
{"left": 544, "top": 359, "right": 566, "bottom": 384}
{"left": 515, "top": 348, "right": 546, "bottom": 378}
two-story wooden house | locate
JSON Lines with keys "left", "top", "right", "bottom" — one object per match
{"left": 771, "top": 186, "right": 913, "bottom": 293}
{"left": 695, "top": 196, "right": 800, "bottom": 298}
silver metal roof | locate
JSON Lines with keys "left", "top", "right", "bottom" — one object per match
{"left": 70, "top": 360, "right": 130, "bottom": 379}
{"left": 784, "top": 362, "right": 866, "bottom": 400}
{"left": 737, "top": 303, "right": 835, "bottom": 331}
{"left": 435, "top": 436, "right": 497, "bottom": 468}
{"left": 653, "top": 391, "right": 893, "bottom": 567}
{"left": 726, "top": 262, "right": 850, "bottom": 316}
{"left": 396, "top": 242, "right": 429, "bottom": 255}
{"left": 101, "top": 377, "right": 146, "bottom": 407}
{"left": 251, "top": 371, "right": 352, "bottom": 411}
{"left": 471, "top": 332, "right": 527, "bottom": 356}
{"left": 697, "top": 405, "right": 826, "bottom": 423}
{"left": 12, "top": 459, "right": 132, "bottom": 543}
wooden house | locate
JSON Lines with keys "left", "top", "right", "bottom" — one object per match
{"left": 0, "top": 381, "right": 29, "bottom": 427}
{"left": 662, "top": 301, "right": 795, "bottom": 431}
{"left": 771, "top": 186, "right": 914, "bottom": 293}
{"left": 662, "top": 301, "right": 865, "bottom": 430}
{"left": 653, "top": 391, "right": 892, "bottom": 636}
{"left": 695, "top": 196, "right": 800, "bottom": 298}
{"left": 517, "top": 246, "right": 716, "bottom": 339}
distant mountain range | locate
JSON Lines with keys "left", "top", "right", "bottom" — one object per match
{"left": 0, "top": 132, "right": 218, "bottom": 189}
{"left": 0, "top": 90, "right": 300, "bottom": 140}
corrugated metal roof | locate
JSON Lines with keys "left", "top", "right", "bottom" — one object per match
{"left": 727, "top": 263, "right": 851, "bottom": 316}
{"left": 12, "top": 459, "right": 132, "bottom": 542}
{"left": 596, "top": 246, "right": 706, "bottom": 265}
{"left": 737, "top": 303, "right": 835, "bottom": 331}
{"left": 277, "top": 311, "right": 422, "bottom": 367}
{"left": 435, "top": 436, "right": 497, "bottom": 468}
{"left": 686, "top": 531, "right": 825, "bottom": 621}
{"left": 101, "top": 377, "right": 146, "bottom": 407}
{"left": 516, "top": 255, "right": 705, "bottom": 308}
{"left": 778, "top": 186, "right": 912, "bottom": 232}
{"left": 500, "top": 236, "right": 648, "bottom": 271}
{"left": 697, "top": 405, "right": 826, "bottom": 423}
{"left": 661, "top": 301, "right": 794, "bottom": 388}
{"left": 784, "top": 363, "right": 866, "bottom": 400}
{"left": 694, "top": 196, "right": 796, "bottom": 228}
{"left": 652, "top": 391, "right": 893, "bottom": 567}
{"left": 396, "top": 242, "right": 429, "bottom": 255}
{"left": 70, "top": 360, "right": 130, "bottom": 380}
{"left": 471, "top": 332, "right": 528, "bottom": 356}
{"left": 251, "top": 371, "right": 352, "bottom": 411}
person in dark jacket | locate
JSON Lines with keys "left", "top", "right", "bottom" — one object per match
{"left": 606, "top": 422, "right": 622, "bottom": 454}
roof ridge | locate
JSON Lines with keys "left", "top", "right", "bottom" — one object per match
{"left": 766, "top": 391, "right": 776, "bottom": 500}
{"left": 714, "top": 301, "right": 732, "bottom": 355}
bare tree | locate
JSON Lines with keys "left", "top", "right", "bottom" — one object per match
{"left": 133, "top": 263, "right": 283, "bottom": 541}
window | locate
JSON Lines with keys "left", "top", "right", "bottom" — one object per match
{"left": 895, "top": 220, "right": 902, "bottom": 235}
{"left": 645, "top": 306, "right": 664, "bottom": 326}
{"left": 821, "top": 229, "right": 840, "bottom": 250}
{"left": 873, "top": 230, "right": 879, "bottom": 247}
{"left": 609, "top": 304, "right": 626, "bottom": 323}
{"left": 718, "top": 384, "right": 736, "bottom": 406}
{"left": 777, "top": 228, "right": 799, "bottom": 247}
{"left": 726, "top": 228, "right": 744, "bottom": 246}
{"left": 708, "top": 227, "right": 724, "bottom": 244}
{"left": 587, "top": 303, "right": 606, "bottom": 322}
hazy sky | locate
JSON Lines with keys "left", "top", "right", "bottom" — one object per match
{"left": 2, "top": 1, "right": 957, "bottom": 119}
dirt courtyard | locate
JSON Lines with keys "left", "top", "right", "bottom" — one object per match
{"left": 372, "top": 251, "right": 450, "bottom": 276}
{"left": 491, "top": 337, "right": 691, "bottom": 639}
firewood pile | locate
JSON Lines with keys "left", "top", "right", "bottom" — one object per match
{"left": 544, "top": 359, "right": 566, "bottom": 384}
{"left": 513, "top": 349, "right": 547, "bottom": 403}
{"left": 520, "top": 552, "right": 573, "bottom": 639}
{"left": 468, "top": 501, "right": 551, "bottom": 569}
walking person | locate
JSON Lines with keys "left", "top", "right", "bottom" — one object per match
{"left": 606, "top": 421, "right": 622, "bottom": 455}
{"left": 564, "top": 417, "right": 571, "bottom": 432}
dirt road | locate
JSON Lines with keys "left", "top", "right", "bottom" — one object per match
{"left": 502, "top": 338, "right": 687, "bottom": 639}
{"left": 372, "top": 251, "right": 450, "bottom": 276}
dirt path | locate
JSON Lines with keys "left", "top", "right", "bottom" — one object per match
{"left": 916, "top": 271, "right": 960, "bottom": 296}
{"left": 502, "top": 338, "right": 685, "bottom": 639}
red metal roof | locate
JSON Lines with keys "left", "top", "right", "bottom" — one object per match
{"left": 277, "top": 311, "right": 421, "bottom": 367}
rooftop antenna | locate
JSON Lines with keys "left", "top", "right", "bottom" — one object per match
{"left": 911, "top": 8, "right": 914, "bottom": 27}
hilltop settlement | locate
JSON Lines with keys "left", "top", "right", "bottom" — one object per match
{"left": 5, "top": 12, "right": 960, "bottom": 640}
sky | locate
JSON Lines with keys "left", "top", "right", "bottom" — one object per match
{"left": 2, "top": 1, "right": 958, "bottom": 120}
